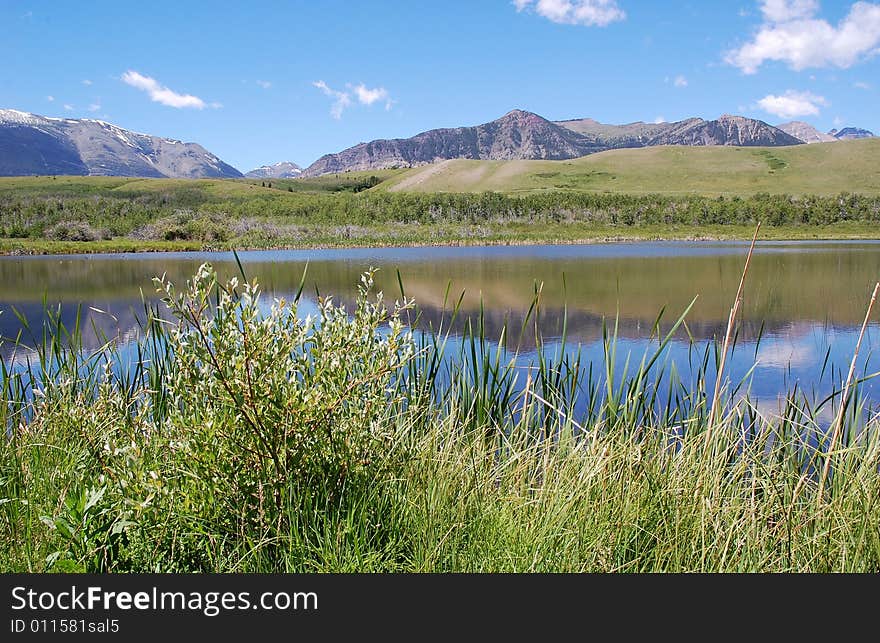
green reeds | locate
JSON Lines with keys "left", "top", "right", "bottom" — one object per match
{"left": 816, "top": 281, "right": 880, "bottom": 506}
{"left": 1, "top": 259, "right": 879, "bottom": 572}
{"left": 707, "top": 223, "right": 760, "bottom": 440}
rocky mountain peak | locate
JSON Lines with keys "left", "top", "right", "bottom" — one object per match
{"left": 832, "top": 127, "right": 875, "bottom": 140}
{"left": 498, "top": 109, "right": 544, "bottom": 123}
{"left": 777, "top": 121, "right": 836, "bottom": 144}
{"left": 245, "top": 161, "right": 303, "bottom": 179}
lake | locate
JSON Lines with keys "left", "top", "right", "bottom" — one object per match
{"left": 2, "top": 240, "right": 880, "bottom": 418}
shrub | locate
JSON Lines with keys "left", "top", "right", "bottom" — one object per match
{"left": 43, "top": 220, "right": 111, "bottom": 241}
{"left": 131, "top": 211, "right": 230, "bottom": 242}
{"left": 151, "top": 265, "right": 416, "bottom": 546}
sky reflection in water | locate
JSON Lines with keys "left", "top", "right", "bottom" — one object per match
{"left": 2, "top": 241, "right": 879, "bottom": 418}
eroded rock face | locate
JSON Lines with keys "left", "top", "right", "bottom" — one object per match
{"left": 303, "top": 110, "right": 804, "bottom": 176}
{"left": 0, "top": 109, "right": 242, "bottom": 178}
{"left": 649, "top": 115, "right": 804, "bottom": 147}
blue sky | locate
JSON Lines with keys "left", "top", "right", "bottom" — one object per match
{"left": 2, "top": 0, "right": 878, "bottom": 171}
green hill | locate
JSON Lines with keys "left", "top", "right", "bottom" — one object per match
{"left": 382, "top": 139, "right": 880, "bottom": 196}
{"left": 0, "top": 169, "right": 406, "bottom": 200}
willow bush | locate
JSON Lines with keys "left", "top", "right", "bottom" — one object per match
{"left": 136, "top": 265, "right": 417, "bottom": 559}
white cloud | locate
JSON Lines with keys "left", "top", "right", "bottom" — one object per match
{"left": 82, "top": 79, "right": 92, "bottom": 86}
{"left": 760, "top": 0, "right": 819, "bottom": 22}
{"left": 46, "top": 95, "right": 54, "bottom": 102}
{"left": 88, "top": 103, "right": 101, "bottom": 112}
{"left": 313, "top": 80, "right": 352, "bottom": 119}
{"left": 674, "top": 74, "right": 688, "bottom": 87}
{"left": 833, "top": 115, "right": 845, "bottom": 125}
{"left": 313, "top": 80, "right": 394, "bottom": 118}
{"left": 755, "top": 339, "right": 815, "bottom": 369}
{"left": 121, "top": 70, "right": 208, "bottom": 109}
{"left": 256, "top": 80, "right": 272, "bottom": 89}
{"left": 352, "top": 83, "right": 389, "bottom": 106}
{"left": 726, "top": 1, "right": 880, "bottom": 73}
{"left": 513, "top": 0, "right": 625, "bottom": 27}
{"left": 63, "top": 104, "right": 74, "bottom": 111}
{"left": 854, "top": 80, "right": 872, "bottom": 88}
{"left": 757, "top": 89, "right": 828, "bottom": 118}
{"left": 653, "top": 116, "right": 666, "bottom": 123}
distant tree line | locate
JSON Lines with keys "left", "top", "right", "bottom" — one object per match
{"left": 200, "top": 191, "right": 880, "bottom": 227}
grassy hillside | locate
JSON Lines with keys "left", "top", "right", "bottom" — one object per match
{"left": 0, "top": 169, "right": 407, "bottom": 200}
{"left": 382, "top": 139, "right": 880, "bottom": 195}
{"left": 238, "top": 169, "right": 407, "bottom": 193}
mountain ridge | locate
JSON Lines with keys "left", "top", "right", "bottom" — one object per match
{"left": 0, "top": 109, "right": 242, "bottom": 178}
{"left": 302, "top": 109, "right": 606, "bottom": 177}
{"left": 302, "top": 110, "right": 804, "bottom": 176}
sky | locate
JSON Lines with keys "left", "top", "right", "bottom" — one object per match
{"left": 1, "top": 0, "right": 878, "bottom": 172}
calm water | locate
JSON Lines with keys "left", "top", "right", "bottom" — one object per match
{"left": 2, "top": 241, "right": 880, "bottom": 417}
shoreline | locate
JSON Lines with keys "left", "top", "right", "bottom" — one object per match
{"left": 3, "top": 223, "right": 880, "bottom": 256}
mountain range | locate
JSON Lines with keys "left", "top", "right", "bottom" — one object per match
{"left": 777, "top": 122, "right": 877, "bottom": 143}
{"left": 0, "top": 109, "right": 242, "bottom": 178}
{"left": 0, "top": 108, "right": 875, "bottom": 179}
{"left": 300, "top": 110, "right": 809, "bottom": 176}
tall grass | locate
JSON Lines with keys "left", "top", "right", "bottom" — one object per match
{"left": 1, "top": 261, "right": 878, "bottom": 572}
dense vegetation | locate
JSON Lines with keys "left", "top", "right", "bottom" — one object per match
{"left": 1, "top": 265, "right": 878, "bottom": 572}
{"left": 0, "top": 176, "right": 879, "bottom": 253}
